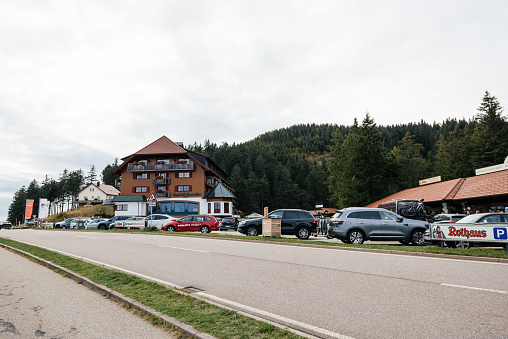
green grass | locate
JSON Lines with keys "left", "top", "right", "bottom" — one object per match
{"left": 0, "top": 237, "right": 302, "bottom": 339}
{"left": 34, "top": 227, "right": 508, "bottom": 258}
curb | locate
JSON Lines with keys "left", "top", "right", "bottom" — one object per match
{"left": 0, "top": 243, "right": 215, "bottom": 339}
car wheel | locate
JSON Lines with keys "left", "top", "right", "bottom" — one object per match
{"left": 348, "top": 230, "right": 364, "bottom": 244}
{"left": 296, "top": 226, "right": 311, "bottom": 240}
{"left": 449, "top": 241, "right": 470, "bottom": 249}
{"left": 411, "top": 230, "right": 425, "bottom": 246}
{"left": 200, "top": 226, "right": 210, "bottom": 233}
{"left": 246, "top": 226, "right": 259, "bottom": 236}
{"left": 167, "top": 225, "right": 175, "bottom": 232}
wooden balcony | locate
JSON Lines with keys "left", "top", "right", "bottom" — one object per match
{"left": 128, "top": 161, "right": 194, "bottom": 172}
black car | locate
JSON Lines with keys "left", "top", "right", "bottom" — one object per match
{"left": 237, "top": 209, "right": 317, "bottom": 240}
{"left": 1, "top": 221, "right": 12, "bottom": 229}
{"left": 219, "top": 217, "right": 238, "bottom": 231}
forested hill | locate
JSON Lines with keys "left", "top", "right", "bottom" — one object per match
{"left": 188, "top": 117, "right": 479, "bottom": 215}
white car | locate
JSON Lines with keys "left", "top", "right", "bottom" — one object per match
{"left": 85, "top": 219, "right": 107, "bottom": 230}
{"left": 145, "top": 214, "right": 177, "bottom": 229}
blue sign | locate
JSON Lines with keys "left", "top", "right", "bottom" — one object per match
{"left": 493, "top": 228, "right": 508, "bottom": 240}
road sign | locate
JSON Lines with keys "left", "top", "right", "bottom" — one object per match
{"left": 148, "top": 202, "right": 156, "bottom": 207}
{"left": 148, "top": 192, "right": 157, "bottom": 203}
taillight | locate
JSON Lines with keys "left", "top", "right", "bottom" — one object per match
{"left": 331, "top": 220, "right": 343, "bottom": 225}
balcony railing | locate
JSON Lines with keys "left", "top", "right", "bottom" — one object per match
{"left": 155, "top": 191, "right": 171, "bottom": 198}
{"left": 128, "top": 161, "right": 194, "bottom": 172}
{"left": 153, "top": 178, "right": 171, "bottom": 185}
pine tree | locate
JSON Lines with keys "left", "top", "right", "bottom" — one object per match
{"left": 434, "top": 125, "right": 473, "bottom": 180}
{"left": 390, "top": 132, "right": 427, "bottom": 189}
{"left": 470, "top": 91, "right": 508, "bottom": 168}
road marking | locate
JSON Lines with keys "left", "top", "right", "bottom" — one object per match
{"left": 157, "top": 245, "right": 210, "bottom": 253}
{"left": 196, "top": 292, "right": 353, "bottom": 339}
{"left": 441, "top": 283, "right": 507, "bottom": 294}
{"left": 76, "top": 236, "right": 96, "bottom": 239}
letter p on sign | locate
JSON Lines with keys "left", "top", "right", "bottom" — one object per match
{"left": 494, "top": 228, "right": 508, "bottom": 240}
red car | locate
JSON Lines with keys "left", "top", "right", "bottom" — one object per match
{"left": 161, "top": 215, "right": 219, "bottom": 233}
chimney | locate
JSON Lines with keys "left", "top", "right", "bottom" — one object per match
{"left": 97, "top": 182, "right": 100, "bottom": 187}
{"left": 176, "top": 142, "right": 184, "bottom": 148}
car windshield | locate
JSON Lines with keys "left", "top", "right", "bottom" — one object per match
{"left": 455, "top": 214, "right": 482, "bottom": 223}
{"left": 268, "top": 211, "right": 284, "bottom": 218}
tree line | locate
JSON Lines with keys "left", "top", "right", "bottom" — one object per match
{"left": 191, "top": 91, "right": 507, "bottom": 213}
{"left": 7, "top": 161, "right": 120, "bottom": 223}
{"left": 8, "top": 91, "right": 507, "bottom": 222}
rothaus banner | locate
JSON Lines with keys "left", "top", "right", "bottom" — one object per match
{"left": 431, "top": 224, "right": 508, "bottom": 243}
{"left": 39, "top": 198, "right": 49, "bottom": 219}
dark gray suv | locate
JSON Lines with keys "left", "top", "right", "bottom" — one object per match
{"left": 237, "top": 209, "right": 317, "bottom": 239}
{"left": 328, "top": 207, "right": 429, "bottom": 245}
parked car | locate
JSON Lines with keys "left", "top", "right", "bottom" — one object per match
{"left": 237, "top": 209, "right": 317, "bottom": 240}
{"left": 1, "top": 221, "right": 12, "bottom": 229}
{"left": 328, "top": 207, "right": 429, "bottom": 245}
{"left": 162, "top": 215, "right": 219, "bottom": 233}
{"left": 145, "top": 214, "right": 177, "bottom": 229}
{"left": 431, "top": 213, "right": 467, "bottom": 224}
{"left": 444, "top": 212, "right": 508, "bottom": 249}
{"left": 85, "top": 218, "right": 108, "bottom": 230}
{"left": 96, "top": 215, "right": 134, "bottom": 230}
{"left": 55, "top": 218, "right": 78, "bottom": 229}
{"left": 219, "top": 217, "right": 238, "bottom": 231}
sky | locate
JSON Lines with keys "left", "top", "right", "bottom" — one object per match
{"left": 1, "top": 0, "right": 507, "bottom": 221}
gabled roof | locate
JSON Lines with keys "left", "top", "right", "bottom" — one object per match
{"left": 366, "top": 169, "right": 508, "bottom": 207}
{"left": 80, "top": 183, "right": 119, "bottom": 196}
{"left": 204, "top": 182, "right": 236, "bottom": 199}
{"left": 133, "top": 135, "right": 186, "bottom": 156}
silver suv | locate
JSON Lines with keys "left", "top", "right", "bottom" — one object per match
{"left": 328, "top": 207, "right": 429, "bottom": 245}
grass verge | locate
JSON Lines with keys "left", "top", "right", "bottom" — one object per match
{"left": 33, "top": 227, "right": 508, "bottom": 259}
{"left": 0, "top": 237, "right": 302, "bottom": 339}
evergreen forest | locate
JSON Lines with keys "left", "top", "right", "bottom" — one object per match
{"left": 7, "top": 91, "right": 508, "bottom": 222}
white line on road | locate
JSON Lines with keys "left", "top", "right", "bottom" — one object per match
{"left": 196, "top": 292, "right": 354, "bottom": 339}
{"left": 76, "top": 236, "right": 96, "bottom": 239}
{"left": 441, "top": 283, "right": 507, "bottom": 294}
{"left": 157, "top": 245, "right": 210, "bottom": 253}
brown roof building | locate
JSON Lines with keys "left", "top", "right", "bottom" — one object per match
{"left": 112, "top": 136, "right": 235, "bottom": 218}
{"left": 366, "top": 170, "right": 508, "bottom": 214}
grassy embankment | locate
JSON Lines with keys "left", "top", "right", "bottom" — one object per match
{"left": 0, "top": 237, "right": 302, "bottom": 339}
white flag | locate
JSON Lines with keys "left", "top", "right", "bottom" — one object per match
{"left": 39, "top": 199, "right": 49, "bottom": 219}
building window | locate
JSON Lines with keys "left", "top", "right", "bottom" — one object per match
{"left": 177, "top": 172, "right": 191, "bottom": 178}
{"left": 214, "top": 202, "right": 221, "bottom": 213}
{"left": 224, "top": 203, "right": 230, "bottom": 213}
{"left": 117, "top": 204, "right": 128, "bottom": 211}
{"left": 177, "top": 185, "right": 190, "bottom": 192}
{"left": 135, "top": 186, "right": 148, "bottom": 193}
{"left": 175, "top": 202, "right": 185, "bottom": 213}
{"left": 90, "top": 188, "right": 94, "bottom": 192}
{"left": 189, "top": 203, "right": 199, "bottom": 212}
{"left": 156, "top": 172, "right": 166, "bottom": 178}
{"left": 208, "top": 203, "right": 212, "bottom": 214}
{"left": 135, "top": 173, "right": 148, "bottom": 179}
{"left": 157, "top": 186, "right": 166, "bottom": 191}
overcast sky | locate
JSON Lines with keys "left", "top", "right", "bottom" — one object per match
{"left": 1, "top": 0, "right": 507, "bottom": 220}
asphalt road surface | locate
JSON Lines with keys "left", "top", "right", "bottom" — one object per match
{"left": 0, "top": 245, "right": 174, "bottom": 338}
{"left": 2, "top": 229, "right": 507, "bottom": 339}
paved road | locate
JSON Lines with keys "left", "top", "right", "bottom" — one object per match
{"left": 0, "top": 245, "right": 174, "bottom": 338}
{"left": 2, "top": 229, "right": 508, "bottom": 338}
